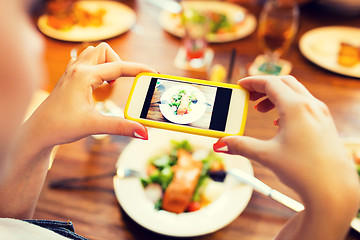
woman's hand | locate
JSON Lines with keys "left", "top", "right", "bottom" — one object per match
{"left": 24, "top": 42, "right": 156, "bottom": 150}
{"left": 1, "top": 43, "right": 157, "bottom": 218}
{"left": 213, "top": 75, "right": 360, "bottom": 239}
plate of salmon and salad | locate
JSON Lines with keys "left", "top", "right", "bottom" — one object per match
{"left": 159, "top": 0, "right": 257, "bottom": 43}
{"left": 113, "top": 129, "right": 253, "bottom": 237}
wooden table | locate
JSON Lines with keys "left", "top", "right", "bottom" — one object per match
{"left": 34, "top": 1, "right": 360, "bottom": 239}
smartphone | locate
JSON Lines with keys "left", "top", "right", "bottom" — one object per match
{"left": 124, "top": 73, "right": 249, "bottom": 138}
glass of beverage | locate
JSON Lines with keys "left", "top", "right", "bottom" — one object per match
{"left": 182, "top": 8, "right": 209, "bottom": 68}
{"left": 257, "top": 0, "right": 299, "bottom": 74}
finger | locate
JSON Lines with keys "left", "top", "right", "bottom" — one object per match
{"left": 239, "top": 75, "right": 287, "bottom": 93}
{"left": 238, "top": 76, "right": 301, "bottom": 113}
{"left": 76, "top": 42, "right": 121, "bottom": 65}
{"left": 238, "top": 80, "right": 267, "bottom": 101}
{"left": 240, "top": 75, "right": 312, "bottom": 98}
{"left": 93, "top": 42, "right": 121, "bottom": 64}
{"left": 92, "top": 115, "right": 148, "bottom": 140}
{"left": 255, "top": 97, "right": 275, "bottom": 113}
{"left": 93, "top": 61, "right": 157, "bottom": 82}
{"left": 214, "top": 136, "right": 276, "bottom": 168}
{"left": 66, "top": 57, "right": 76, "bottom": 68}
{"left": 280, "top": 75, "right": 313, "bottom": 97}
{"left": 75, "top": 45, "right": 95, "bottom": 61}
{"left": 249, "top": 91, "right": 266, "bottom": 101}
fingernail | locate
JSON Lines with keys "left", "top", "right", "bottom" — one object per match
{"left": 156, "top": 71, "right": 160, "bottom": 74}
{"left": 108, "top": 80, "right": 116, "bottom": 86}
{"left": 134, "top": 129, "right": 148, "bottom": 140}
{"left": 254, "top": 104, "right": 258, "bottom": 110}
{"left": 273, "top": 119, "right": 278, "bottom": 126}
{"left": 213, "top": 141, "right": 229, "bottom": 153}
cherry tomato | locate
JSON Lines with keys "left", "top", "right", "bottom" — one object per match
{"left": 187, "top": 201, "right": 201, "bottom": 212}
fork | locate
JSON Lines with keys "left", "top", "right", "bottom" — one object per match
{"left": 49, "top": 168, "right": 143, "bottom": 190}
{"left": 116, "top": 168, "right": 144, "bottom": 179}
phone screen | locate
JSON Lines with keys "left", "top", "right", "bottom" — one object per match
{"left": 140, "top": 77, "right": 232, "bottom": 131}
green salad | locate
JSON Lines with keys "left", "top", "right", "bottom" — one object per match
{"left": 182, "top": 9, "right": 235, "bottom": 35}
{"left": 141, "top": 140, "right": 225, "bottom": 212}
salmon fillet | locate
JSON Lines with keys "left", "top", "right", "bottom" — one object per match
{"left": 162, "top": 149, "right": 203, "bottom": 213}
{"left": 176, "top": 93, "right": 191, "bottom": 115}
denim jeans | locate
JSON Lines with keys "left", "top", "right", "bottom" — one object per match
{"left": 24, "top": 219, "right": 89, "bottom": 240}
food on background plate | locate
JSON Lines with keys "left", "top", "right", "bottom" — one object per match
{"left": 46, "top": 0, "right": 106, "bottom": 31}
{"left": 168, "top": 8, "right": 243, "bottom": 39}
{"left": 183, "top": 9, "right": 237, "bottom": 35}
{"left": 337, "top": 42, "right": 360, "bottom": 67}
{"left": 141, "top": 140, "right": 225, "bottom": 214}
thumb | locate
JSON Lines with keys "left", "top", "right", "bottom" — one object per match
{"left": 214, "top": 136, "right": 275, "bottom": 167}
{"left": 92, "top": 115, "right": 148, "bottom": 140}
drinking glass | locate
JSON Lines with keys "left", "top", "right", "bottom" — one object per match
{"left": 257, "top": 0, "right": 299, "bottom": 74}
{"left": 182, "top": 8, "right": 209, "bottom": 68}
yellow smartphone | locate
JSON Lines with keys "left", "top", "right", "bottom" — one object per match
{"left": 124, "top": 73, "right": 249, "bottom": 138}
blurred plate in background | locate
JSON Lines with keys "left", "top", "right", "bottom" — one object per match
{"left": 37, "top": 1, "right": 136, "bottom": 42}
{"left": 299, "top": 26, "right": 360, "bottom": 78}
{"left": 159, "top": 1, "right": 257, "bottom": 43}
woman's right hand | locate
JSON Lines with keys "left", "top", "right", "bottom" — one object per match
{"left": 214, "top": 75, "right": 360, "bottom": 239}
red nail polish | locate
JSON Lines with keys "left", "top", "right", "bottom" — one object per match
{"left": 134, "top": 129, "right": 148, "bottom": 140}
{"left": 273, "top": 119, "right": 278, "bottom": 126}
{"left": 108, "top": 80, "right": 116, "bottom": 86}
{"left": 213, "top": 141, "right": 229, "bottom": 153}
{"left": 156, "top": 71, "right": 160, "bottom": 74}
{"left": 254, "top": 104, "right": 258, "bottom": 110}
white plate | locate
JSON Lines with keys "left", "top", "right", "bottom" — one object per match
{"left": 343, "top": 138, "right": 360, "bottom": 232}
{"left": 37, "top": 1, "right": 136, "bottom": 42}
{"left": 159, "top": 85, "right": 207, "bottom": 124}
{"left": 299, "top": 26, "right": 360, "bottom": 78}
{"left": 113, "top": 129, "right": 253, "bottom": 237}
{"left": 159, "top": 1, "right": 257, "bottom": 43}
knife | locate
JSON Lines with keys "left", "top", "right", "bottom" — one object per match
{"left": 213, "top": 169, "right": 360, "bottom": 231}
{"left": 210, "top": 168, "right": 305, "bottom": 212}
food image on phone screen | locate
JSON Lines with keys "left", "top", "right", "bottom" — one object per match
{"left": 140, "top": 78, "right": 232, "bottom": 131}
